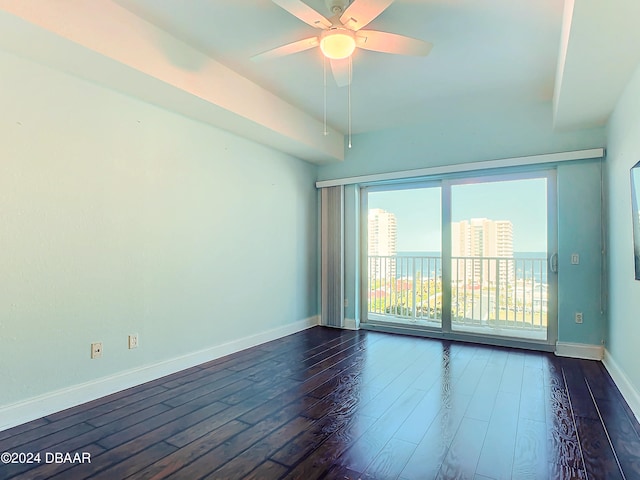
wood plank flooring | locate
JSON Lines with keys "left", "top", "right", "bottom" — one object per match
{"left": 1, "top": 327, "right": 639, "bottom": 479}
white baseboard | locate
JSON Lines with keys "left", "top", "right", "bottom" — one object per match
{"left": 603, "top": 349, "right": 640, "bottom": 424}
{"left": 555, "top": 342, "right": 604, "bottom": 360}
{"left": 0, "top": 315, "right": 319, "bottom": 432}
{"left": 343, "top": 318, "right": 359, "bottom": 330}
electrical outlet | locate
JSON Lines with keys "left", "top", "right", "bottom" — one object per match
{"left": 91, "top": 342, "right": 103, "bottom": 359}
{"left": 128, "top": 334, "right": 139, "bottom": 349}
{"left": 575, "top": 312, "right": 583, "bottom": 324}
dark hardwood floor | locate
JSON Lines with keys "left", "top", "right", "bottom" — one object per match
{"left": 1, "top": 327, "right": 639, "bottom": 479}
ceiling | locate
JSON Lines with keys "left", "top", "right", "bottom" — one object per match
{"left": 1, "top": 0, "right": 639, "bottom": 163}
{"left": 113, "top": 0, "right": 564, "bottom": 133}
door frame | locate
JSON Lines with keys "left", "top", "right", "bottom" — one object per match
{"left": 359, "top": 167, "right": 558, "bottom": 351}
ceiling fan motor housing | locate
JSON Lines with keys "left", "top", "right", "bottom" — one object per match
{"left": 324, "top": 0, "right": 351, "bottom": 16}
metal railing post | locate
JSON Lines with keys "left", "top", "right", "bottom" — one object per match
{"left": 411, "top": 258, "right": 417, "bottom": 319}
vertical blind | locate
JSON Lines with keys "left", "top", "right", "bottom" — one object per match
{"left": 321, "top": 186, "right": 344, "bottom": 328}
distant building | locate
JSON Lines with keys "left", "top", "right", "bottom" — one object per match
{"left": 368, "top": 208, "right": 397, "bottom": 278}
{"left": 451, "top": 218, "right": 514, "bottom": 285}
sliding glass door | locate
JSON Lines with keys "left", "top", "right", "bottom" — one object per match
{"left": 448, "top": 173, "right": 556, "bottom": 342}
{"left": 365, "top": 183, "right": 442, "bottom": 329}
{"left": 362, "top": 170, "right": 558, "bottom": 348}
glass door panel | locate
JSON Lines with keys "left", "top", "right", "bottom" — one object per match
{"left": 366, "top": 185, "right": 442, "bottom": 328}
{"left": 450, "top": 175, "right": 552, "bottom": 341}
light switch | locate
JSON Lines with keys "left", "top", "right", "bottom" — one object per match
{"left": 571, "top": 253, "right": 580, "bottom": 265}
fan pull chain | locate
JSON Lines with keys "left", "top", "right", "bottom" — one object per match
{"left": 348, "top": 55, "right": 352, "bottom": 149}
{"left": 323, "top": 56, "right": 328, "bottom": 136}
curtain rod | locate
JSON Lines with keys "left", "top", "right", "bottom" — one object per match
{"left": 315, "top": 148, "right": 605, "bottom": 188}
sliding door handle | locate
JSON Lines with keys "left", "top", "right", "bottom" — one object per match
{"left": 549, "top": 253, "right": 558, "bottom": 273}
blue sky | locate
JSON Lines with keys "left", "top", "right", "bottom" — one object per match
{"left": 368, "top": 177, "right": 547, "bottom": 252}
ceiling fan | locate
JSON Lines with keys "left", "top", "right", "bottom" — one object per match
{"left": 252, "top": 0, "right": 432, "bottom": 87}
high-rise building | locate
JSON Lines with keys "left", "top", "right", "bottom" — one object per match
{"left": 368, "top": 208, "right": 397, "bottom": 278}
{"left": 451, "top": 218, "right": 514, "bottom": 284}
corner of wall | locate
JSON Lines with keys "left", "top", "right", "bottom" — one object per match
{"left": 603, "top": 349, "right": 640, "bottom": 424}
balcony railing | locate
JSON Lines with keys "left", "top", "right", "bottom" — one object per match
{"left": 367, "top": 255, "right": 548, "bottom": 336}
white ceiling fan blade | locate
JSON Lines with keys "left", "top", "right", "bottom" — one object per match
{"left": 272, "top": 0, "right": 332, "bottom": 29}
{"left": 251, "top": 36, "right": 319, "bottom": 62}
{"left": 330, "top": 58, "right": 352, "bottom": 87}
{"left": 340, "top": 0, "right": 394, "bottom": 31}
{"left": 356, "top": 30, "right": 432, "bottom": 56}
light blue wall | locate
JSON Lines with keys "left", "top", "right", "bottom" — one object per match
{"left": 557, "top": 160, "right": 605, "bottom": 345}
{"left": 318, "top": 99, "right": 606, "bottom": 181}
{"left": 318, "top": 99, "right": 606, "bottom": 347}
{"left": 0, "top": 50, "right": 318, "bottom": 407}
{"left": 605, "top": 62, "right": 640, "bottom": 405}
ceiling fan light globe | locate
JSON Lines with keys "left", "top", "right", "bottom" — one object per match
{"left": 320, "top": 29, "right": 356, "bottom": 59}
